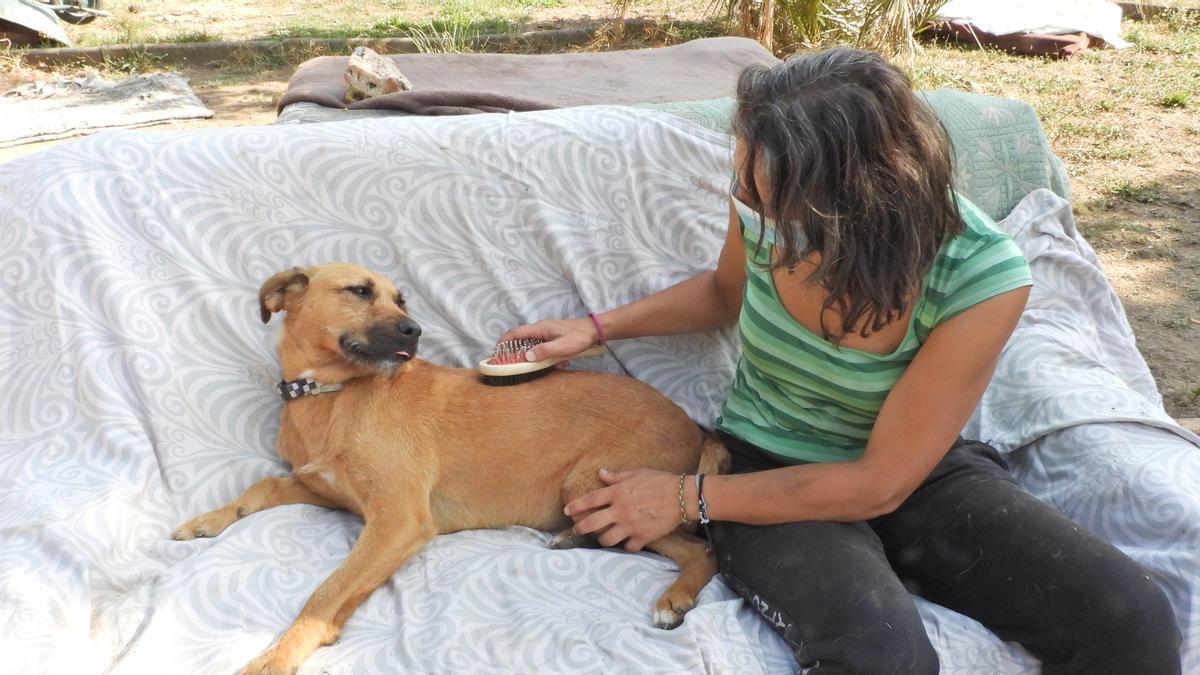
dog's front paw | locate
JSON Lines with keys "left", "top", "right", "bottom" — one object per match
{"left": 652, "top": 607, "right": 685, "bottom": 630}
{"left": 171, "top": 509, "right": 238, "bottom": 541}
{"left": 652, "top": 595, "right": 694, "bottom": 630}
{"left": 236, "top": 645, "right": 297, "bottom": 675}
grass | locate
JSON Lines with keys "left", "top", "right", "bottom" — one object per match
{"left": 1110, "top": 180, "right": 1167, "bottom": 204}
{"left": 1160, "top": 91, "right": 1190, "bottom": 108}
{"left": 65, "top": 0, "right": 581, "bottom": 47}
{"left": 1125, "top": 7, "right": 1200, "bottom": 52}
{"left": 1159, "top": 315, "right": 1194, "bottom": 329}
{"left": 266, "top": 16, "right": 522, "bottom": 42}
{"left": 101, "top": 47, "right": 167, "bottom": 73}
{"left": 168, "top": 31, "right": 221, "bottom": 43}
{"left": 223, "top": 41, "right": 331, "bottom": 70}
{"left": 1130, "top": 244, "right": 1182, "bottom": 260}
{"left": 110, "top": 16, "right": 148, "bottom": 45}
{"left": 405, "top": 23, "right": 483, "bottom": 53}
{"left": 1079, "top": 220, "right": 1154, "bottom": 249}
{"left": 650, "top": 17, "right": 730, "bottom": 44}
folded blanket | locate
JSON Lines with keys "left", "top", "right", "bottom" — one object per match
{"left": 276, "top": 36, "right": 779, "bottom": 115}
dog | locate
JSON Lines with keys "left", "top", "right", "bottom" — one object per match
{"left": 171, "top": 263, "right": 730, "bottom": 675}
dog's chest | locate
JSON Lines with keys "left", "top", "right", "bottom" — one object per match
{"left": 286, "top": 433, "right": 362, "bottom": 512}
{"left": 277, "top": 403, "right": 337, "bottom": 468}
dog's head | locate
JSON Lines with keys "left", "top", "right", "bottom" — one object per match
{"left": 259, "top": 263, "right": 420, "bottom": 373}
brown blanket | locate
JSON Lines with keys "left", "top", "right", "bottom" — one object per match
{"left": 277, "top": 37, "right": 779, "bottom": 115}
{"left": 928, "top": 21, "right": 1093, "bottom": 59}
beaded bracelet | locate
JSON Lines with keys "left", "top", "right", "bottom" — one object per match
{"left": 677, "top": 474, "right": 690, "bottom": 525}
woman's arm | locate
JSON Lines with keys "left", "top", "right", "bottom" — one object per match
{"left": 565, "top": 286, "right": 1030, "bottom": 550}
{"left": 497, "top": 204, "right": 747, "bottom": 361}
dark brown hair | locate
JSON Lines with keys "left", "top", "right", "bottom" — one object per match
{"left": 732, "top": 47, "right": 962, "bottom": 339}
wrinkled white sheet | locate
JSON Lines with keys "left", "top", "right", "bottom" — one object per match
{"left": 938, "top": 0, "right": 1130, "bottom": 48}
{"left": 0, "top": 108, "right": 1195, "bottom": 674}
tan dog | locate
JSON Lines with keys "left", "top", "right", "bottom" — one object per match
{"left": 171, "top": 263, "right": 730, "bottom": 675}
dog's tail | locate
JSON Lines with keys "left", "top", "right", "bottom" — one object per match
{"left": 697, "top": 432, "right": 732, "bottom": 476}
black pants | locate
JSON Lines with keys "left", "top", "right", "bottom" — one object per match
{"left": 710, "top": 433, "right": 1182, "bottom": 674}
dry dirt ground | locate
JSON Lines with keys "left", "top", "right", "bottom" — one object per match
{"left": 2, "top": 2, "right": 1197, "bottom": 419}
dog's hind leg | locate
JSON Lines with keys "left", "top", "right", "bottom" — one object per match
{"left": 238, "top": 512, "right": 436, "bottom": 675}
{"left": 171, "top": 476, "right": 336, "bottom": 541}
{"left": 644, "top": 532, "right": 718, "bottom": 630}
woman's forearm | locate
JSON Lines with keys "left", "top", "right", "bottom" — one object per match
{"left": 599, "top": 270, "right": 740, "bottom": 341}
{"left": 695, "top": 461, "right": 897, "bottom": 525}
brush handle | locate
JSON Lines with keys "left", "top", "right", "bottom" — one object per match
{"left": 478, "top": 345, "right": 606, "bottom": 377}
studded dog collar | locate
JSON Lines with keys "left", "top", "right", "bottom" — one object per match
{"left": 277, "top": 377, "right": 344, "bottom": 402}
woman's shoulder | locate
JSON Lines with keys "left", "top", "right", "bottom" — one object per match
{"left": 946, "top": 194, "right": 1015, "bottom": 254}
{"left": 920, "top": 194, "right": 1032, "bottom": 327}
{"left": 930, "top": 194, "right": 1025, "bottom": 274}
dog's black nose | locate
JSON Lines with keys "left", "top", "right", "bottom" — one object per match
{"left": 397, "top": 319, "right": 421, "bottom": 338}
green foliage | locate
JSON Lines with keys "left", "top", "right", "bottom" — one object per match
{"left": 101, "top": 47, "right": 165, "bottom": 73}
{"left": 719, "top": 0, "right": 950, "bottom": 55}
{"left": 1110, "top": 180, "right": 1166, "bottom": 204}
{"left": 1160, "top": 92, "right": 1190, "bottom": 109}
{"left": 406, "top": 23, "right": 482, "bottom": 53}
{"left": 167, "top": 31, "right": 219, "bottom": 44}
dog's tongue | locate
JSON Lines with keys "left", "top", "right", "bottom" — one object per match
{"left": 396, "top": 351, "right": 411, "bottom": 360}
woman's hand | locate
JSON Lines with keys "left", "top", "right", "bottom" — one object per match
{"left": 497, "top": 317, "right": 599, "bottom": 363}
{"left": 564, "top": 469, "right": 685, "bottom": 552}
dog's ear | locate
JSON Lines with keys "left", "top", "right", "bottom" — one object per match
{"left": 258, "top": 267, "right": 311, "bottom": 323}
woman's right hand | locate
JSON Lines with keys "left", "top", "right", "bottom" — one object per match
{"left": 497, "top": 317, "right": 600, "bottom": 363}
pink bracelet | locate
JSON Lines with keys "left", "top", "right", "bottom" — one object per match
{"left": 587, "top": 312, "right": 607, "bottom": 347}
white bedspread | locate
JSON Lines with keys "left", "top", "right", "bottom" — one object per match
{"left": 1, "top": 107, "right": 1196, "bottom": 674}
{"left": 937, "top": 0, "right": 1130, "bottom": 48}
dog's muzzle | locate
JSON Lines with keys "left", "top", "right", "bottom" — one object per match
{"left": 339, "top": 319, "right": 422, "bottom": 367}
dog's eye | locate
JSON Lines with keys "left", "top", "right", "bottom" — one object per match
{"left": 345, "top": 286, "right": 372, "bottom": 299}
{"left": 394, "top": 295, "right": 405, "bottom": 308}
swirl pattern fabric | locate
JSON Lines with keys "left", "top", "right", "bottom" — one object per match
{"left": 0, "top": 107, "right": 1196, "bottom": 674}
{"left": 965, "top": 189, "right": 1198, "bottom": 451}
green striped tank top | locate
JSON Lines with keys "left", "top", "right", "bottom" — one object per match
{"left": 716, "top": 195, "right": 1033, "bottom": 464}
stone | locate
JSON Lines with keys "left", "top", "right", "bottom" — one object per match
{"left": 343, "top": 46, "right": 413, "bottom": 103}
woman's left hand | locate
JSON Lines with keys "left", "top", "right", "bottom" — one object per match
{"left": 564, "top": 469, "right": 683, "bottom": 552}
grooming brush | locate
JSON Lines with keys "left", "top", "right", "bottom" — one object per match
{"left": 478, "top": 338, "right": 606, "bottom": 386}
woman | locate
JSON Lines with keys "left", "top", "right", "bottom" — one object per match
{"left": 499, "top": 48, "right": 1180, "bottom": 674}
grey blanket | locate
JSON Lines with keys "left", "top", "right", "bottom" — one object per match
{"left": 276, "top": 36, "right": 779, "bottom": 115}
